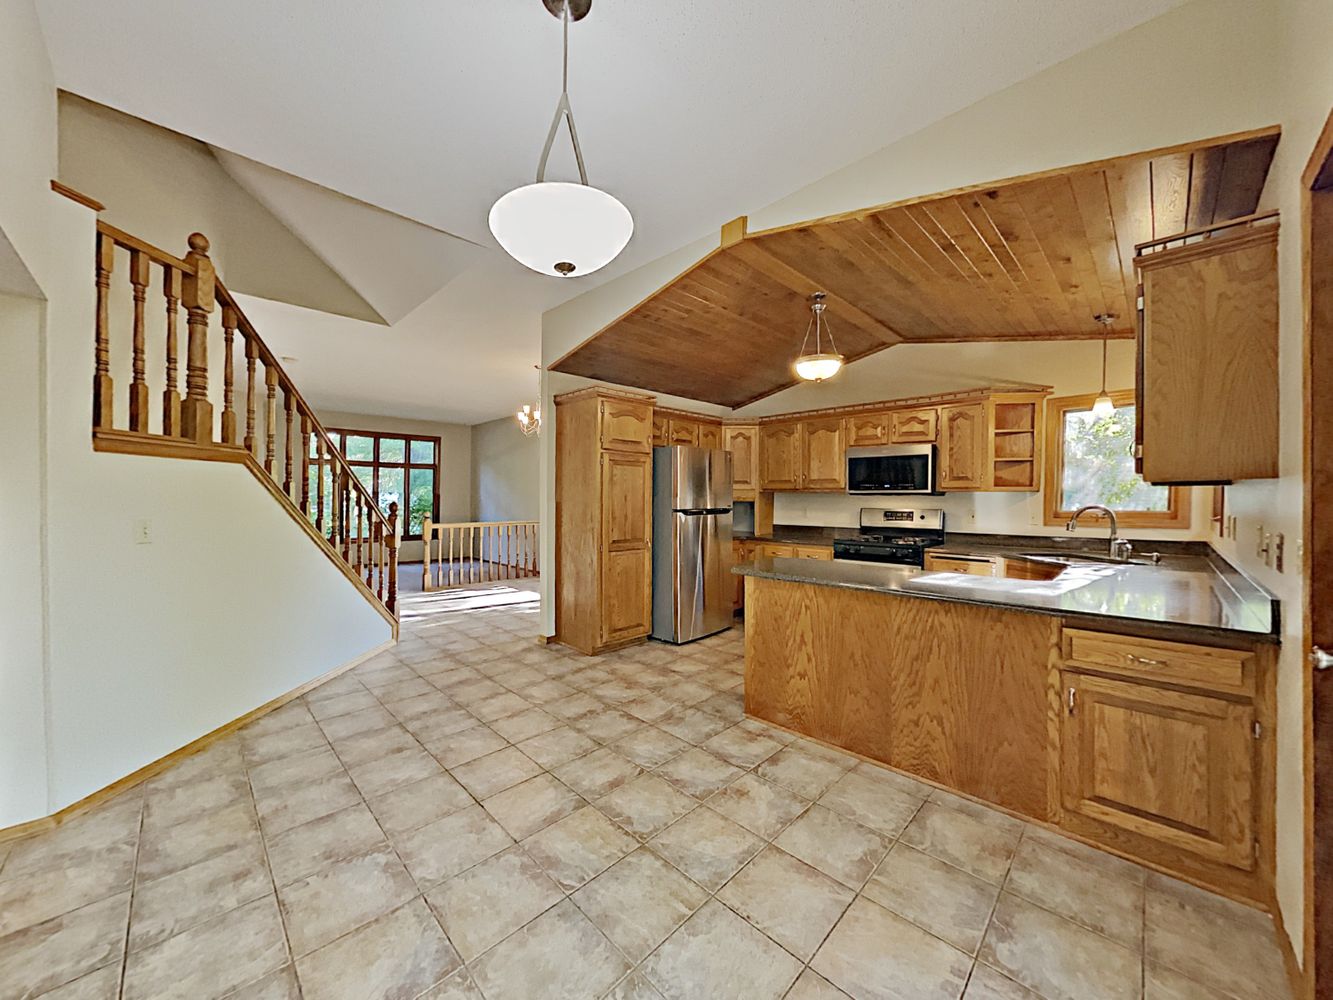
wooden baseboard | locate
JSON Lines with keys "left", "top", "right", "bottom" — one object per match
{"left": 0, "top": 638, "right": 394, "bottom": 846}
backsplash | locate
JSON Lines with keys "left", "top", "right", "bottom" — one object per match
{"left": 772, "top": 488, "right": 1212, "bottom": 542}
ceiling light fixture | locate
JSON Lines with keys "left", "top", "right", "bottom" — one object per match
{"left": 488, "top": 0, "right": 632, "bottom": 279}
{"left": 516, "top": 365, "right": 543, "bottom": 436}
{"left": 1092, "top": 313, "right": 1117, "bottom": 419}
{"left": 794, "top": 292, "right": 844, "bottom": 382}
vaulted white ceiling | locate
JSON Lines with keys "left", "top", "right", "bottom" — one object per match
{"left": 36, "top": 0, "right": 1184, "bottom": 423}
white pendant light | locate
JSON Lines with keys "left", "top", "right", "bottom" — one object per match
{"left": 489, "top": 0, "right": 632, "bottom": 278}
{"left": 1091, "top": 314, "right": 1116, "bottom": 419}
{"left": 793, "top": 292, "right": 845, "bottom": 382}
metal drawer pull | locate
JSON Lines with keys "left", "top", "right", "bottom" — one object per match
{"left": 1125, "top": 653, "right": 1167, "bottom": 667}
{"left": 1067, "top": 687, "right": 1077, "bottom": 714}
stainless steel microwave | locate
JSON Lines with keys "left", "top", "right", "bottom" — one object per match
{"left": 846, "top": 444, "right": 938, "bottom": 494}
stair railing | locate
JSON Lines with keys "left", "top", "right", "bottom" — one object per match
{"left": 91, "top": 224, "right": 399, "bottom": 616}
{"left": 421, "top": 518, "right": 539, "bottom": 590}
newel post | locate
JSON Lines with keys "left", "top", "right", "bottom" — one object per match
{"left": 387, "top": 501, "right": 400, "bottom": 614}
{"left": 180, "top": 233, "right": 215, "bottom": 443}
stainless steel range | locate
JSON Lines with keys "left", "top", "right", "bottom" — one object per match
{"left": 832, "top": 508, "right": 946, "bottom": 568}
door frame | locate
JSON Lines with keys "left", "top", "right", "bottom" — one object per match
{"left": 1302, "top": 106, "right": 1333, "bottom": 1000}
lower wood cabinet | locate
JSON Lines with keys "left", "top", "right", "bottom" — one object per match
{"left": 1060, "top": 671, "right": 1255, "bottom": 869}
{"left": 600, "top": 548, "right": 652, "bottom": 646}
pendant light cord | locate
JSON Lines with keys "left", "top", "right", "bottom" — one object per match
{"left": 536, "top": 1, "right": 590, "bottom": 186}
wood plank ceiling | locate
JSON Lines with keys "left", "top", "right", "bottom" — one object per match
{"left": 552, "top": 128, "right": 1279, "bottom": 408}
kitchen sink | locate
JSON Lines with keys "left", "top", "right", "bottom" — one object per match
{"left": 1015, "top": 551, "right": 1157, "bottom": 567}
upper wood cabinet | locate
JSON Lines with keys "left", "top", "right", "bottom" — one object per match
{"left": 651, "top": 412, "right": 669, "bottom": 447}
{"left": 1061, "top": 671, "right": 1255, "bottom": 870}
{"left": 891, "top": 408, "right": 938, "bottom": 443}
{"left": 1137, "top": 222, "right": 1279, "bottom": 484}
{"left": 938, "top": 402, "right": 988, "bottom": 490}
{"left": 698, "top": 422, "right": 723, "bottom": 449}
{"left": 801, "top": 418, "right": 846, "bottom": 491}
{"left": 600, "top": 398, "right": 653, "bottom": 453}
{"left": 758, "top": 423, "right": 802, "bottom": 491}
{"left": 724, "top": 425, "right": 759, "bottom": 499}
{"left": 845, "top": 413, "right": 890, "bottom": 447}
{"left": 667, "top": 417, "right": 700, "bottom": 447}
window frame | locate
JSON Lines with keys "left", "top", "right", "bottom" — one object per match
{"left": 326, "top": 427, "right": 441, "bottom": 541}
{"left": 1042, "top": 390, "right": 1191, "bottom": 529}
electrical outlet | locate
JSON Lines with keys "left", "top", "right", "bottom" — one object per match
{"left": 1256, "top": 524, "right": 1269, "bottom": 563}
{"left": 134, "top": 518, "right": 152, "bottom": 545}
{"left": 1274, "top": 533, "right": 1285, "bottom": 572}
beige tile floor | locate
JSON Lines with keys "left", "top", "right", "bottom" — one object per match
{"left": 0, "top": 577, "right": 1293, "bottom": 1000}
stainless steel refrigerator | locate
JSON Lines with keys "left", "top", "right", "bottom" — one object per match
{"left": 651, "top": 445, "right": 734, "bottom": 644}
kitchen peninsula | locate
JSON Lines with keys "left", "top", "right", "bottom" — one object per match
{"left": 736, "top": 547, "right": 1279, "bottom": 904}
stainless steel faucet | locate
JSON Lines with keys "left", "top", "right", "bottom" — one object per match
{"left": 1066, "top": 504, "right": 1134, "bottom": 562}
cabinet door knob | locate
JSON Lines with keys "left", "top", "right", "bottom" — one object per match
{"left": 1313, "top": 646, "right": 1333, "bottom": 672}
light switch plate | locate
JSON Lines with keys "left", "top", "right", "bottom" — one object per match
{"left": 134, "top": 518, "right": 151, "bottom": 545}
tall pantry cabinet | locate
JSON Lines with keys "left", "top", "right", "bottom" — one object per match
{"left": 555, "top": 388, "right": 655, "bottom": 655}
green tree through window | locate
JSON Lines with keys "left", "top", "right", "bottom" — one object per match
{"left": 1060, "top": 403, "right": 1169, "bottom": 512}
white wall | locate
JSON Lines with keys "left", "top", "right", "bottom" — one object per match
{"left": 539, "top": 0, "right": 1319, "bottom": 954}
{"left": 0, "top": 6, "right": 395, "bottom": 825}
{"left": 472, "top": 415, "right": 540, "bottom": 523}
{"left": 57, "top": 93, "right": 381, "bottom": 324}
{"left": 318, "top": 409, "right": 473, "bottom": 564}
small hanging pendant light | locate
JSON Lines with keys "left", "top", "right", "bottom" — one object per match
{"left": 793, "top": 292, "right": 844, "bottom": 382}
{"left": 1091, "top": 314, "right": 1116, "bottom": 419}
{"left": 515, "top": 365, "right": 543, "bottom": 436}
{"left": 489, "top": 0, "right": 633, "bottom": 278}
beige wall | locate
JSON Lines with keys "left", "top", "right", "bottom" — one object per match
{"left": 471, "top": 415, "right": 540, "bottom": 523}
{"left": 539, "top": 0, "right": 1321, "bottom": 956}
{"left": 318, "top": 409, "right": 472, "bottom": 564}
{"left": 57, "top": 93, "right": 380, "bottom": 324}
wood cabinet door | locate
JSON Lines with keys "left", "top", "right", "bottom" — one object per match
{"left": 601, "top": 451, "right": 651, "bottom": 551}
{"left": 600, "top": 548, "right": 651, "bottom": 645}
{"left": 1140, "top": 231, "right": 1279, "bottom": 483}
{"left": 668, "top": 417, "right": 700, "bottom": 447}
{"left": 891, "top": 408, "right": 939, "bottom": 443}
{"left": 938, "top": 402, "right": 988, "bottom": 490}
{"left": 758, "top": 423, "right": 802, "bottom": 491}
{"left": 845, "top": 413, "right": 890, "bottom": 447}
{"left": 698, "top": 423, "right": 723, "bottom": 449}
{"left": 802, "top": 418, "right": 846, "bottom": 491}
{"left": 1061, "top": 673, "right": 1255, "bottom": 869}
{"left": 651, "top": 412, "right": 669, "bottom": 447}
{"left": 724, "top": 425, "right": 758, "bottom": 495}
{"left": 599, "top": 399, "right": 653, "bottom": 453}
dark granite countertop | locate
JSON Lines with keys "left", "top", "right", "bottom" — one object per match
{"left": 735, "top": 549, "right": 1278, "bottom": 643}
{"left": 733, "top": 525, "right": 851, "bottom": 546}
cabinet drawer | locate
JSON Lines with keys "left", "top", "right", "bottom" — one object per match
{"left": 794, "top": 545, "right": 833, "bottom": 561}
{"left": 1064, "top": 629, "right": 1254, "bottom": 696}
{"left": 758, "top": 543, "right": 797, "bottom": 559}
{"left": 924, "top": 553, "right": 996, "bottom": 576}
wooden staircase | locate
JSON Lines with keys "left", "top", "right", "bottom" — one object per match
{"left": 89, "top": 220, "right": 399, "bottom": 629}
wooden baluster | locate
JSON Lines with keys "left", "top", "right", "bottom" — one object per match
{"left": 421, "top": 517, "right": 432, "bottom": 591}
{"left": 371, "top": 519, "right": 382, "bottom": 596}
{"left": 218, "top": 305, "right": 237, "bottom": 444}
{"left": 299, "top": 415, "right": 311, "bottom": 516}
{"left": 447, "top": 526, "right": 454, "bottom": 587}
{"left": 315, "top": 440, "right": 326, "bottom": 534}
{"left": 128, "top": 250, "right": 150, "bottom": 433}
{"left": 264, "top": 363, "right": 278, "bottom": 475}
{"left": 243, "top": 337, "right": 258, "bottom": 455}
{"left": 93, "top": 233, "right": 115, "bottom": 430}
{"left": 342, "top": 478, "right": 352, "bottom": 562}
{"left": 367, "top": 514, "right": 377, "bottom": 589}
{"left": 329, "top": 463, "right": 341, "bottom": 546}
{"left": 355, "top": 497, "right": 364, "bottom": 576}
{"left": 180, "top": 234, "right": 215, "bottom": 443}
{"left": 283, "top": 390, "right": 295, "bottom": 497}
{"left": 162, "top": 265, "right": 182, "bottom": 435}
{"left": 387, "top": 502, "right": 399, "bottom": 613}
